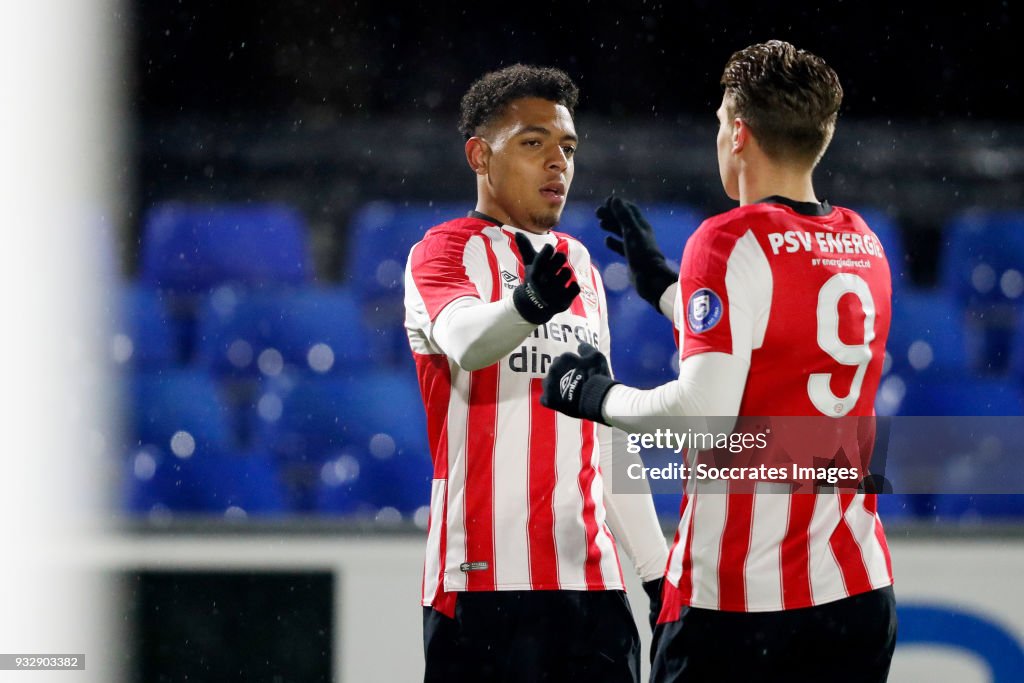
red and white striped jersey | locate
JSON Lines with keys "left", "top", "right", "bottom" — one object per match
{"left": 660, "top": 199, "right": 894, "bottom": 616}
{"left": 404, "top": 214, "right": 624, "bottom": 613}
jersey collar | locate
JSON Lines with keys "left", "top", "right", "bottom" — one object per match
{"left": 756, "top": 195, "right": 832, "bottom": 217}
{"left": 467, "top": 210, "right": 503, "bottom": 225}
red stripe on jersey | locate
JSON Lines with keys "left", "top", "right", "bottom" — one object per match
{"left": 555, "top": 239, "right": 587, "bottom": 318}
{"left": 464, "top": 366, "right": 499, "bottom": 590}
{"left": 578, "top": 420, "right": 605, "bottom": 590}
{"left": 673, "top": 492, "right": 694, "bottom": 607}
{"left": 413, "top": 352, "right": 452, "bottom": 479}
{"left": 717, "top": 494, "right": 754, "bottom": 611}
{"left": 658, "top": 508, "right": 688, "bottom": 625}
{"left": 527, "top": 379, "right": 560, "bottom": 589}
{"left": 865, "top": 493, "right": 894, "bottom": 580}
{"left": 780, "top": 495, "right": 815, "bottom": 609}
{"left": 829, "top": 494, "right": 873, "bottom": 596}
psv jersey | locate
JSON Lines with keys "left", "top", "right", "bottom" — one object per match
{"left": 404, "top": 215, "right": 624, "bottom": 614}
{"left": 661, "top": 198, "right": 894, "bottom": 616}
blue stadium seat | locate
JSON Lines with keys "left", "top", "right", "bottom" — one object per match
{"left": 886, "top": 290, "right": 967, "bottom": 376}
{"left": 560, "top": 202, "right": 700, "bottom": 388}
{"left": 939, "top": 210, "right": 1024, "bottom": 371}
{"left": 141, "top": 202, "right": 311, "bottom": 293}
{"left": 254, "top": 370, "right": 432, "bottom": 515}
{"left": 886, "top": 372, "right": 1024, "bottom": 416}
{"left": 554, "top": 202, "right": 702, "bottom": 279}
{"left": 1012, "top": 311, "right": 1024, "bottom": 386}
{"left": 607, "top": 293, "right": 679, "bottom": 387}
{"left": 195, "top": 285, "right": 372, "bottom": 378}
{"left": 126, "top": 369, "right": 235, "bottom": 454}
{"left": 112, "top": 283, "right": 179, "bottom": 368}
{"left": 345, "top": 201, "right": 469, "bottom": 364}
{"left": 122, "top": 371, "right": 289, "bottom": 516}
{"left": 854, "top": 207, "right": 909, "bottom": 287}
{"left": 124, "top": 447, "right": 287, "bottom": 517}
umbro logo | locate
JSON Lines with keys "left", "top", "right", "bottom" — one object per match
{"left": 559, "top": 368, "right": 581, "bottom": 401}
{"left": 500, "top": 270, "right": 519, "bottom": 289}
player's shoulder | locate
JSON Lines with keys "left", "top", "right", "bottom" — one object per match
{"left": 684, "top": 205, "right": 766, "bottom": 254}
{"left": 421, "top": 216, "right": 494, "bottom": 244}
{"left": 411, "top": 216, "right": 494, "bottom": 259}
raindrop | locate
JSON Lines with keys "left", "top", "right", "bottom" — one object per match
{"left": 258, "top": 393, "right": 283, "bottom": 422}
{"left": 369, "top": 433, "right": 396, "bottom": 459}
{"left": 112, "top": 333, "right": 134, "bottom": 364}
{"left": 413, "top": 506, "right": 430, "bottom": 529}
{"left": 134, "top": 451, "right": 157, "bottom": 481}
{"left": 211, "top": 285, "right": 239, "bottom": 316}
{"left": 227, "top": 339, "right": 253, "bottom": 368}
{"left": 907, "top": 341, "right": 934, "bottom": 371}
{"left": 375, "top": 507, "right": 402, "bottom": 524}
{"left": 971, "top": 263, "right": 996, "bottom": 294}
{"left": 602, "top": 263, "right": 631, "bottom": 292}
{"left": 321, "top": 455, "right": 360, "bottom": 485}
{"left": 308, "top": 343, "right": 335, "bottom": 373}
{"left": 876, "top": 376, "right": 906, "bottom": 416}
{"left": 170, "top": 430, "right": 196, "bottom": 458}
{"left": 375, "top": 259, "right": 404, "bottom": 289}
{"left": 999, "top": 269, "right": 1023, "bottom": 299}
{"left": 258, "top": 348, "right": 284, "bottom": 376}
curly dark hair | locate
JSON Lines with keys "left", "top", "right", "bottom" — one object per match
{"left": 721, "top": 40, "right": 843, "bottom": 166}
{"left": 459, "top": 64, "right": 579, "bottom": 139}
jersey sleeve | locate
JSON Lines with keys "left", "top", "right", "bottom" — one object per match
{"left": 408, "top": 229, "right": 493, "bottom": 321}
{"left": 677, "top": 222, "right": 772, "bottom": 364}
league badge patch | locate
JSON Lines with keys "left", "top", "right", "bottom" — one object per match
{"left": 686, "top": 288, "right": 723, "bottom": 334}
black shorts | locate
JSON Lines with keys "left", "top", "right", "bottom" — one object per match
{"left": 423, "top": 589, "right": 640, "bottom": 683}
{"left": 651, "top": 586, "right": 897, "bottom": 683}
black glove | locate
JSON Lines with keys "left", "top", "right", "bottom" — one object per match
{"left": 597, "top": 196, "right": 678, "bottom": 312}
{"left": 642, "top": 577, "right": 664, "bottom": 633}
{"left": 541, "top": 342, "right": 619, "bottom": 423}
{"left": 512, "top": 232, "right": 581, "bottom": 325}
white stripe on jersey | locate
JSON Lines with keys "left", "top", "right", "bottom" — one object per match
{"left": 442, "top": 362, "right": 471, "bottom": 593}
{"left": 745, "top": 486, "right": 790, "bottom": 611}
{"left": 493, "top": 368, "right": 531, "bottom": 588}
{"left": 808, "top": 493, "right": 848, "bottom": 603}
{"left": 843, "top": 494, "right": 893, "bottom": 591}
{"left": 552, "top": 410, "right": 584, "bottom": 588}
{"left": 422, "top": 478, "right": 446, "bottom": 603}
{"left": 687, "top": 479, "right": 729, "bottom": 609}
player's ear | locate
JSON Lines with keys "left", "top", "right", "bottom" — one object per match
{"left": 732, "top": 118, "right": 748, "bottom": 154}
{"left": 465, "top": 136, "right": 490, "bottom": 176}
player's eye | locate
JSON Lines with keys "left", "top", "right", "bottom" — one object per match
{"left": 523, "top": 139, "right": 542, "bottom": 147}
{"left": 562, "top": 145, "right": 576, "bottom": 157}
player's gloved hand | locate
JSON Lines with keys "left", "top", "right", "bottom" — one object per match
{"left": 541, "top": 342, "right": 619, "bottom": 423}
{"left": 512, "top": 232, "right": 581, "bottom": 325}
{"left": 598, "top": 196, "right": 678, "bottom": 312}
{"left": 642, "top": 577, "right": 665, "bottom": 632}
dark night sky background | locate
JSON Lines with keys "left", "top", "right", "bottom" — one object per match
{"left": 133, "top": 1, "right": 1020, "bottom": 124}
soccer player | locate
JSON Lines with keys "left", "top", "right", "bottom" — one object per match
{"left": 403, "top": 64, "right": 669, "bottom": 682}
{"left": 541, "top": 42, "right": 897, "bottom": 681}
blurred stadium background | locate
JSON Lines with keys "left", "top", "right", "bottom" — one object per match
{"left": 6, "top": 1, "right": 1024, "bottom": 681}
